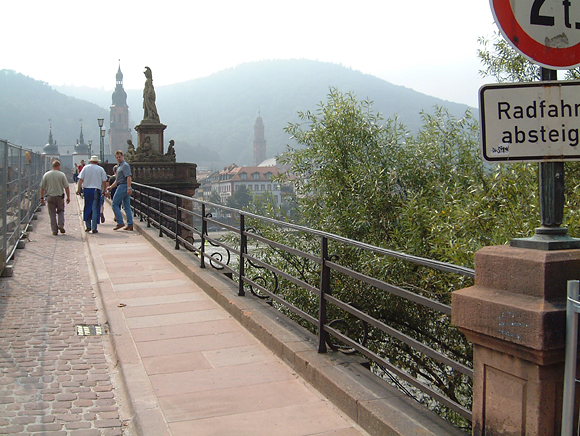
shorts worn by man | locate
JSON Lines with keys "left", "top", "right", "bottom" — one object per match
{"left": 108, "top": 150, "right": 133, "bottom": 231}
{"left": 40, "top": 160, "right": 71, "bottom": 236}
{"left": 77, "top": 156, "right": 107, "bottom": 234}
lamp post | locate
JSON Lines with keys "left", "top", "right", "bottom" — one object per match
{"left": 88, "top": 140, "right": 92, "bottom": 158}
{"left": 98, "top": 118, "right": 105, "bottom": 163}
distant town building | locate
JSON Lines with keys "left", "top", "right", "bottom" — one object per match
{"left": 196, "top": 163, "right": 285, "bottom": 206}
{"left": 228, "top": 166, "right": 282, "bottom": 203}
{"left": 109, "top": 64, "right": 132, "bottom": 154}
{"left": 253, "top": 114, "right": 266, "bottom": 166}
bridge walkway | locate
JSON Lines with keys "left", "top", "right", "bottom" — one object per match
{"left": 0, "top": 194, "right": 368, "bottom": 435}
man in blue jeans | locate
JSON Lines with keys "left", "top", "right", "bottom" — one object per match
{"left": 108, "top": 150, "right": 133, "bottom": 231}
{"left": 76, "top": 156, "right": 107, "bottom": 234}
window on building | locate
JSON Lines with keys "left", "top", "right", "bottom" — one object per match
{"left": 261, "top": 185, "right": 265, "bottom": 191}
{"left": 254, "top": 184, "right": 259, "bottom": 191}
{"left": 240, "top": 173, "right": 247, "bottom": 180}
{"left": 253, "top": 173, "right": 260, "bottom": 180}
{"left": 267, "top": 184, "right": 272, "bottom": 191}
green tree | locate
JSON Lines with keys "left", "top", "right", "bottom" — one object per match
{"left": 208, "top": 190, "right": 221, "bottom": 205}
{"left": 226, "top": 185, "right": 252, "bottom": 209}
{"left": 280, "top": 88, "right": 409, "bottom": 244}
{"left": 477, "top": 32, "right": 540, "bottom": 82}
{"left": 279, "top": 88, "right": 537, "bottom": 265}
{"left": 249, "top": 191, "right": 278, "bottom": 217}
{"left": 477, "top": 31, "right": 580, "bottom": 82}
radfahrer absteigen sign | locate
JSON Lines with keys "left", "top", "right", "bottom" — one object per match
{"left": 484, "top": 1, "right": 580, "bottom": 162}
{"left": 480, "top": 81, "right": 580, "bottom": 162}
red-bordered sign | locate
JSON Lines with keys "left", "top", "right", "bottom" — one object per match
{"left": 491, "top": 0, "right": 580, "bottom": 68}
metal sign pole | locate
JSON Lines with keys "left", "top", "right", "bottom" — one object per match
{"left": 539, "top": 68, "right": 565, "bottom": 229}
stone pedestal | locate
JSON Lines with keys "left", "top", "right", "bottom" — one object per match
{"left": 135, "top": 121, "right": 166, "bottom": 155}
{"left": 452, "top": 245, "right": 580, "bottom": 435}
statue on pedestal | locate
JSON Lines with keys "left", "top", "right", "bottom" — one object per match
{"left": 125, "top": 140, "right": 136, "bottom": 161}
{"left": 166, "top": 140, "right": 176, "bottom": 160}
{"left": 133, "top": 66, "right": 175, "bottom": 164}
{"left": 143, "top": 67, "right": 160, "bottom": 122}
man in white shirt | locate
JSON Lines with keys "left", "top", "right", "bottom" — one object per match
{"left": 77, "top": 156, "right": 107, "bottom": 234}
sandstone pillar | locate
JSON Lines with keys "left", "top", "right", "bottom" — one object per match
{"left": 135, "top": 121, "right": 167, "bottom": 155}
{"left": 452, "top": 245, "right": 580, "bottom": 435}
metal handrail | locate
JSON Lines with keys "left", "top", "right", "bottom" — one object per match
{"left": 131, "top": 181, "right": 475, "bottom": 423}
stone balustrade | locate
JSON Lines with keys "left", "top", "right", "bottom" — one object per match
{"left": 102, "top": 162, "right": 199, "bottom": 194}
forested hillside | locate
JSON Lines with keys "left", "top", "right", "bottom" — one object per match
{"left": 0, "top": 70, "right": 108, "bottom": 148}
{"left": 2, "top": 60, "right": 473, "bottom": 167}
{"left": 151, "top": 60, "right": 473, "bottom": 167}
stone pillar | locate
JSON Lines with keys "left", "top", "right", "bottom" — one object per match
{"left": 135, "top": 121, "right": 167, "bottom": 155}
{"left": 452, "top": 245, "right": 580, "bottom": 436}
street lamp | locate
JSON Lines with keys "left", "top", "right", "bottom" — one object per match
{"left": 97, "top": 118, "right": 105, "bottom": 163}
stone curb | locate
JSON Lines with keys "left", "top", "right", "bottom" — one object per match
{"left": 133, "top": 220, "right": 467, "bottom": 436}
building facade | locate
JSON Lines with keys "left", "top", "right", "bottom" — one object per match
{"left": 196, "top": 163, "right": 283, "bottom": 206}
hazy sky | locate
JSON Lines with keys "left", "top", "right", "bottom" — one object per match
{"left": 3, "top": 0, "right": 499, "bottom": 108}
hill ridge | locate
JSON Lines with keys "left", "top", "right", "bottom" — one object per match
{"left": 1, "top": 60, "right": 472, "bottom": 168}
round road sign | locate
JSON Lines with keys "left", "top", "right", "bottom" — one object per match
{"left": 491, "top": 0, "right": 580, "bottom": 68}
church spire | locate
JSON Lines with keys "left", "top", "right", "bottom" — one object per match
{"left": 116, "top": 60, "right": 123, "bottom": 85}
{"left": 73, "top": 119, "right": 89, "bottom": 155}
{"left": 79, "top": 119, "right": 85, "bottom": 144}
{"left": 112, "top": 60, "right": 128, "bottom": 107}
{"left": 47, "top": 120, "right": 54, "bottom": 146}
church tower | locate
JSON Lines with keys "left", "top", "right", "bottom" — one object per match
{"left": 41, "top": 123, "right": 60, "bottom": 172}
{"left": 109, "top": 64, "right": 132, "bottom": 154}
{"left": 73, "top": 123, "right": 90, "bottom": 168}
{"left": 253, "top": 114, "right": 266, "bottom": 166}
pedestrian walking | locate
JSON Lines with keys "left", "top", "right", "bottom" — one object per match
{"left": 108, "top": 165, "right": 118, "bottom": 222}
{"left": 72, "top": 162, "right": 79, "bottom": 183}
{"left": 40, "top": 160, "right": 70, "bottom": 235}
{"left": 108, "top": 165, "right": 118, "bottom": 200}
{"left": 77, "top": 159, "right": 86, "bottom": 197}
{"left": 77, "top": 155, "right": 107, "bottom": 234}
{"left": 108, "top": 150, "right": 133, "bottom": 231}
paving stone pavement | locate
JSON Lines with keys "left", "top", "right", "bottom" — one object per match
{"left": 0, "top": 196, "right": 129, "bottom": 435}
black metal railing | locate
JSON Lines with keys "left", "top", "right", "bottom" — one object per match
{"left": 132, "top": 182, "right": 476, "bottom": 425}
{"left": 0, "top": 140, "right": 44, "bottom": 276}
